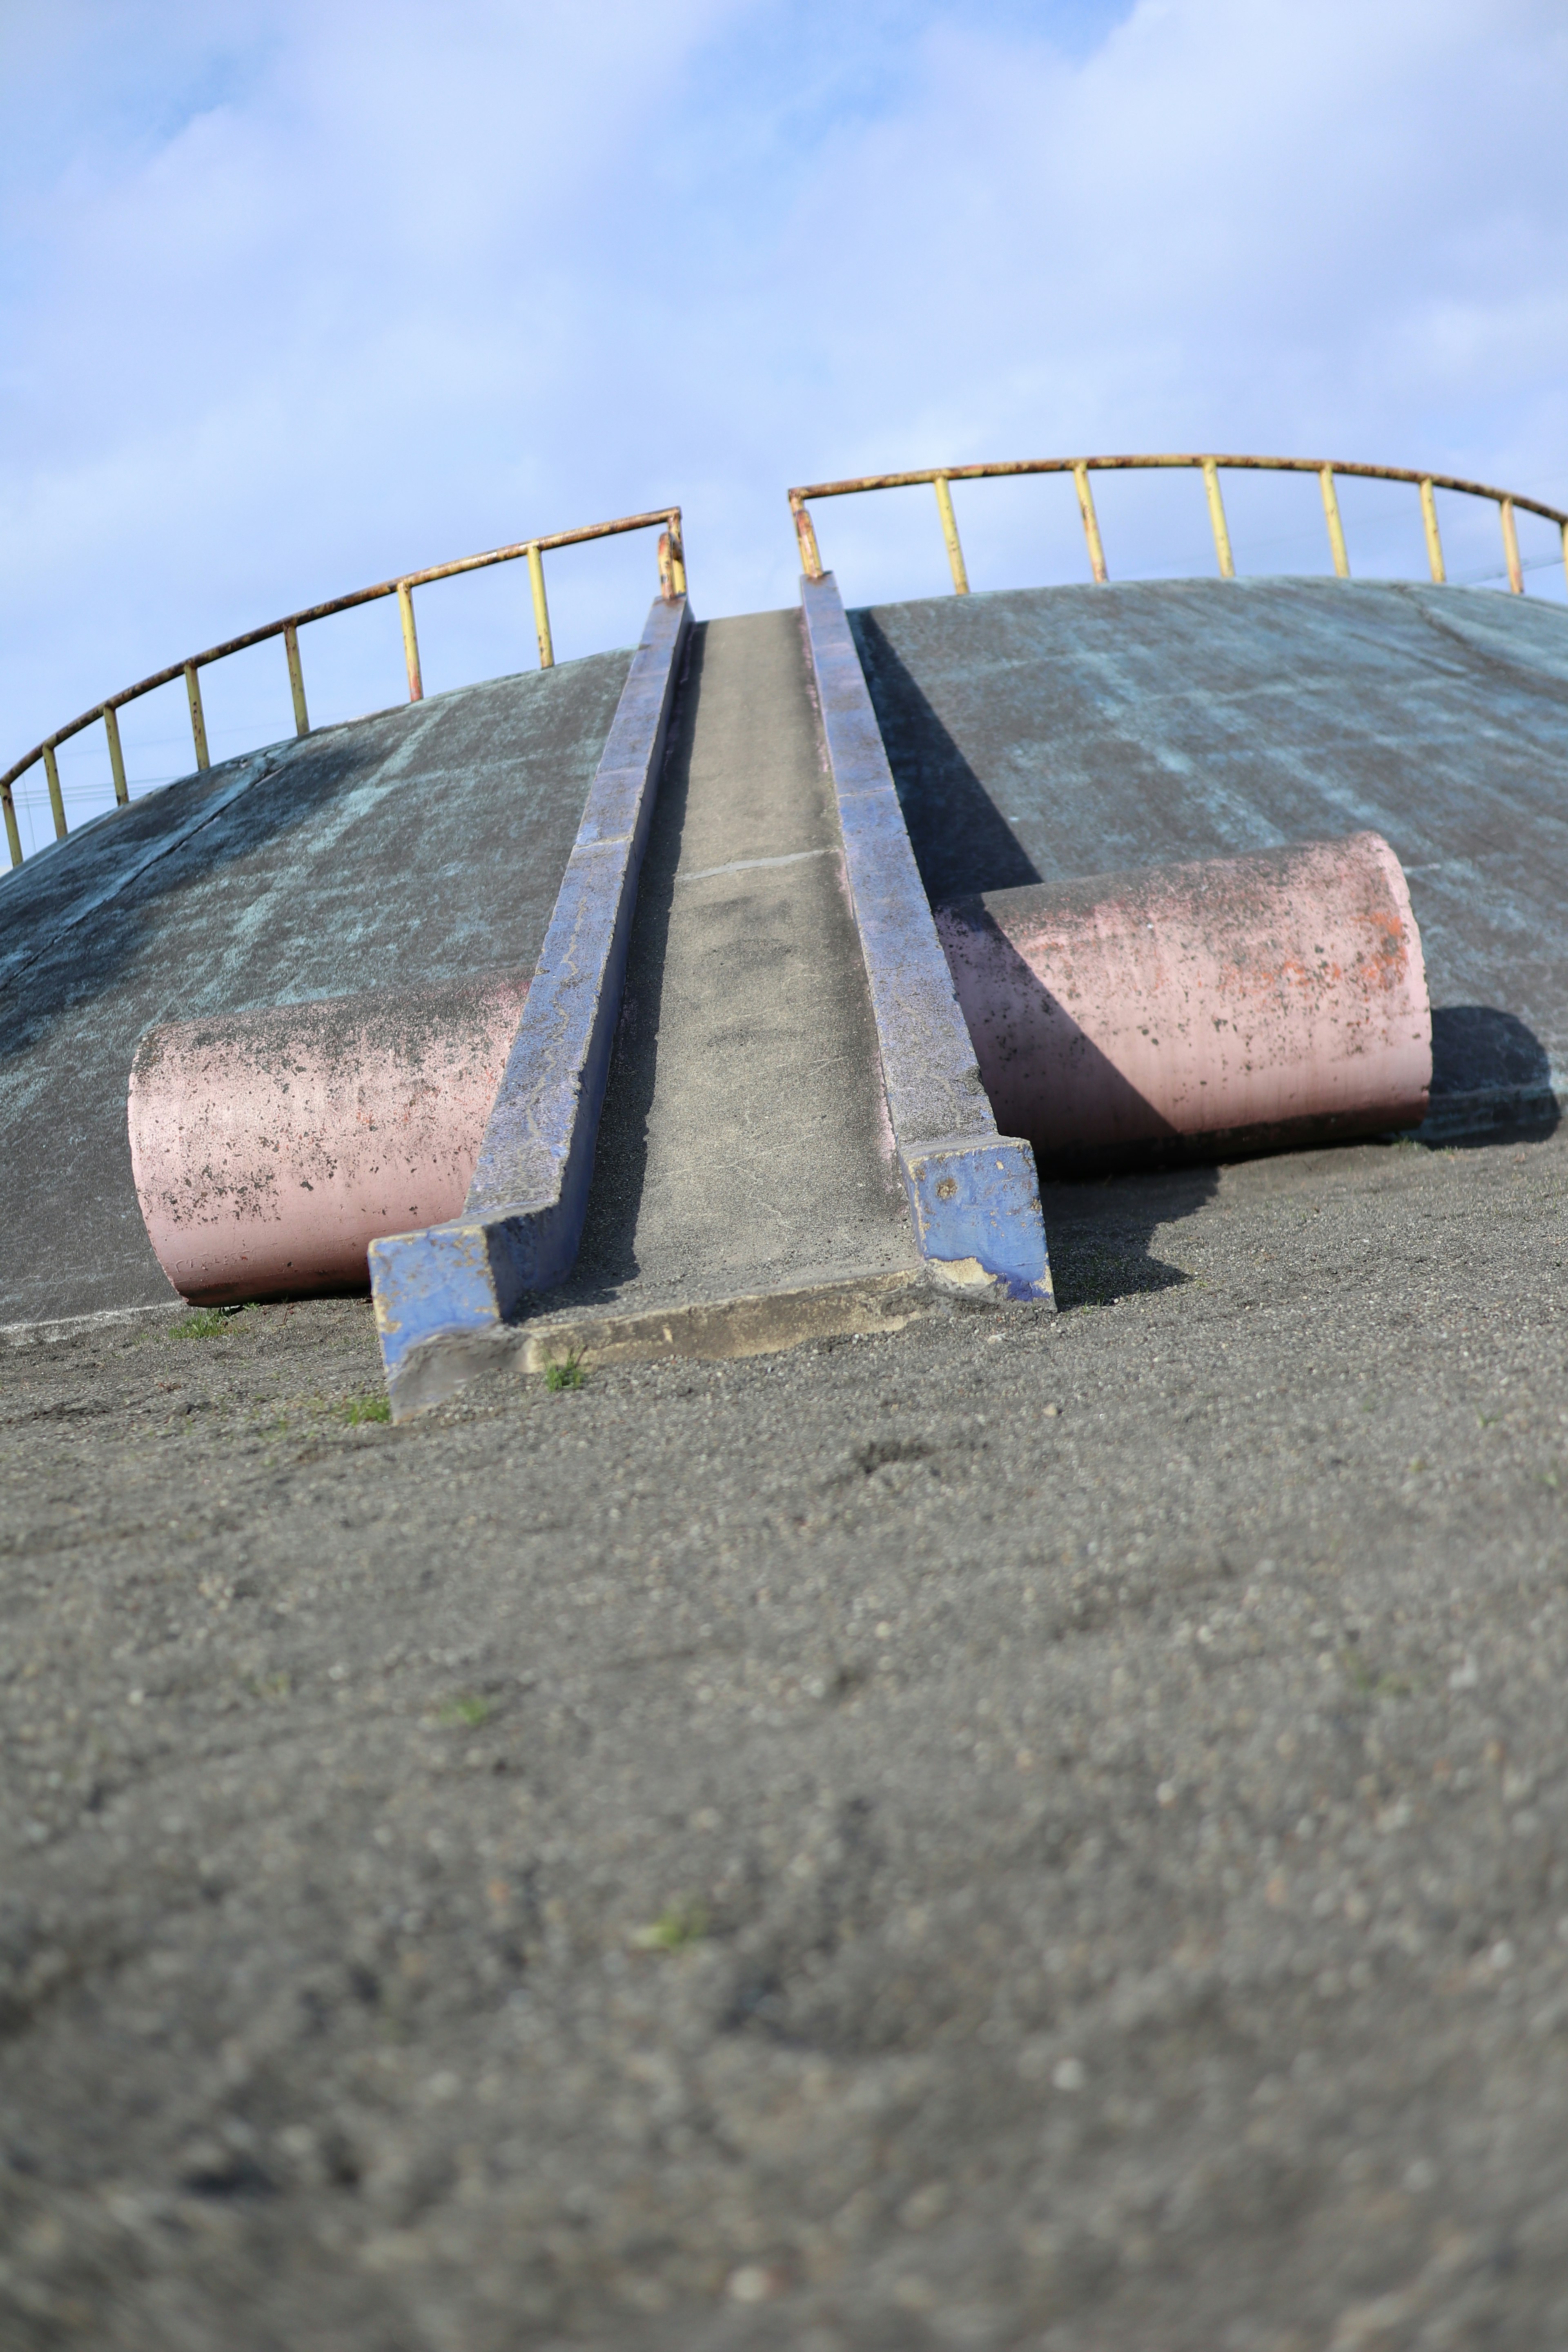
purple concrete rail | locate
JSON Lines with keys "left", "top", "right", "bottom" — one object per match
{"left": 129, "top": 974, "right": 530, "bottom": 1304}
{"left": 935, "top": 834, "right": 1431, "bottom": 1173}
{"left": 799, "top": 571, "right": 1053, "bottom": 1302}
{"left": 368, "top": 592, "right": 692, "bottom": 1417}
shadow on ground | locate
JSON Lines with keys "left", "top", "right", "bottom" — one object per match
{"left": 1426, "top": 1004, "right": 1561, "bottom": 1145}
{"left": 1040, "top": 1163, "right": 1219, "bottom": 1307}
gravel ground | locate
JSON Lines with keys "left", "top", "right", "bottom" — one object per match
{"left": 4, "top": 1125, "right": 1568, "bottom": 2352}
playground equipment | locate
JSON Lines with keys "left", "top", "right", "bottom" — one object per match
{"left": 129, "top": 973, "right": 529, "bottom": 1304}
{"left": 787, "top": 452, "right": 1568, "bottom": 596}
{"left": 935, "top": 833, "right": 1431, "bottom": 1174}
{"left": 0, "top": 507, "right": 685, "bottom": 869}
{"left": 3, "top": 456, "right": 1564, "bottom": 1418}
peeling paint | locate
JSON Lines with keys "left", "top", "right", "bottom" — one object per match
{"left": 128, "top": 972, "right": 530, "bottom": 1303}
{"left": 936, "top": 832, "right": 1432, "bottom": 1173}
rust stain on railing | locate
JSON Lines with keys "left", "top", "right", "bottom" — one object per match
{"left": 2, "top": 504, "right": 685, "bottom": 871}
{"left": 787, "top": 454, "right": 1568, "bottom": 611}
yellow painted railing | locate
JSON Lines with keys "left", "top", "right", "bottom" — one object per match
{"left": 788, "top": 454, "right": 1568, "bottom": 604}
{"left": 2, "top": 506, "right": 686, "bottom": 871}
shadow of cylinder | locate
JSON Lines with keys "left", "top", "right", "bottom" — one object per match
{"left": 1424, "top": 1005, "right": 1561, "bottom": 1143}
{"left": 935, "top": 835, "right": 1433, "bottom": 1177}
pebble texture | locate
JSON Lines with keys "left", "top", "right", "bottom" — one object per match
{"left": 4, "top": 1123, "right": 1568, "bottom": 2349}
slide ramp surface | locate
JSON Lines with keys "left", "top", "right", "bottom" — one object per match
{"left": 0, "top": 655, "right": 630, "bottom": 1328}
{"left": 530, "top": 607, "right": 920, "bottom": 1356}
{"left": 851, "top": 578, "right": 1568, "bottom": 1134}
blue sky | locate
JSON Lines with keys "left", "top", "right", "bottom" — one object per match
{"left": 3, "top": 0, "right": 1566, "bottom": 851}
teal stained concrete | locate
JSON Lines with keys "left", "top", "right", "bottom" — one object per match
{"left": 851, "top": 579, "right": 1568, "bottom": 1125}
{"left": 0, "top": 655, "right": 631, "bottom": 1326}
{"left": 9, "top": 577, "right": 1567, "bottom": 1333}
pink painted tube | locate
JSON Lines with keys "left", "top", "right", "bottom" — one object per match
{"left": 129, "top": 973, "right": 529, "bottom": 1304}
{"left": 934, "top": 833, "right": 1431, "bottom": 1174}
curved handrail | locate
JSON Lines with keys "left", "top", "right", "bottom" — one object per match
{"left": 2, "top": 504, "right": 686, "bottom": 870}
{"left": 787, "top": 453, "right": 1568, "bottom": 606}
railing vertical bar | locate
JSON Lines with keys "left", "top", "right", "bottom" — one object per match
{"left": 284, "top": 623, "right": 310, "bottom": 737}
{"left": 1073, "top": 463, "right": 1109, "bottom": 582}
{"left": 1202, "top": 460, "right": 1236, "bottom": 579}
{"left": 104, "top": 704, "right": 129, "bottom": 805}
{"left": 1501, "top": 497, "right": 1524, "bottom": 595}
{"left": 1320, "top": 467, "right": 1350, "bottom": 578}
{"left": 792, "top": 497, "right": 824, "bottom": 581}
{"left": 0, "top": 506, "right": 687, "bottom": 875}
{"left": 184, "top": 664, "right": 210, "bottom": 770}
{"left": 396, "top": 584, "right": 423, "bottom": 701}
{"left": 1561, "top": 521, "right": 1568, "bottom": 598}
{"left": 42, "top": 744, "right": 67, "bottom": 838}
{"left": 1419, "top": 480, "right": 1446, "bottom": 584}
{"left": 527, "top": 544, "right": 554, "bottom": 669}
{"left": 933, "top": 475, "right": 970, "bottom": 594}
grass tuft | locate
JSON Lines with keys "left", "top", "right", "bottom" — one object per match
{"left": 170, "top": 1304, "right": 248, "bottom": 1339}
{"left": 240, "top": 1669, "right": 292, "bottom": 1702}
{"left": 1339, "top": 1645, "right": 1413, "bottom": 1699}
{"left": 437, "top": 1694, "right": 494, "bottom": 1728}
{"left": 630, "top": 1898, "right": 709, "bottom": 1953}
{"left": 341, "top": 1395, "right": 392, "bottom": 1425}
{"left": 543, "top": 1350, "right": 587, "bottom": 1392}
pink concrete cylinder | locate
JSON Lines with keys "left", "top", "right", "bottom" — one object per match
{"left": 128, "top": 972, "right": 529, "bottom": 1304}
{"left": 934, "top": 833, "right": 1431, "bottom": 1174}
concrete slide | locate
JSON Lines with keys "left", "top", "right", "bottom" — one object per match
{"left": 4, "top": 574, "right": 1566, "bottom": 1339}
{"left": 536, "top": 607, "right": 921, "bottom": 1349}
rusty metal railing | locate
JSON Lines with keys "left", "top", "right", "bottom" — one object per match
{"left": 788, "top": 454, "right": 1568, "bottom": 604}
{"left": 1, "top": 505, "right": 686, "bottom": 871}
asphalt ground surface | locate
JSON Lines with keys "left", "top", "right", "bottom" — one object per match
{"left": 5, "top": 1124, "right": 1568, "bottom": 2352}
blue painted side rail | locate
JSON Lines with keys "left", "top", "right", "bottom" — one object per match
{"left": 800, "top": 571, "right": 1053, "bottom": 1305}
{"left": 370, "top": 594, "right": 692, "bottom": 1413}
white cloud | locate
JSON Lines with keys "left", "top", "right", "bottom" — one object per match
{"left": 4, "top": 0, "right": 1566, "bottom": 850}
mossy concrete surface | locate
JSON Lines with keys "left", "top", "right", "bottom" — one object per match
{"left": 853, "top": 577, "right": 1568, "bottom": 1138}
{"left": 5, "top": 1125, "right": 1568, "bottom": 2348}
{"left": 0, "top": 652, "right": 631, "bottom": 1329}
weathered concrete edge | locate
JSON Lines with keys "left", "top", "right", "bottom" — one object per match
{"left": 384, "top": 1261, "right": 1029, "bottom": 1417}
{"left": 368, "top": 596, "right": 691, "bottom": 1416}
{"left": 799, "top": 571, "right": 1052, "bottom": 1306}
{"left": 0, "top": 1300, "right": 188, "bottom": 1350}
